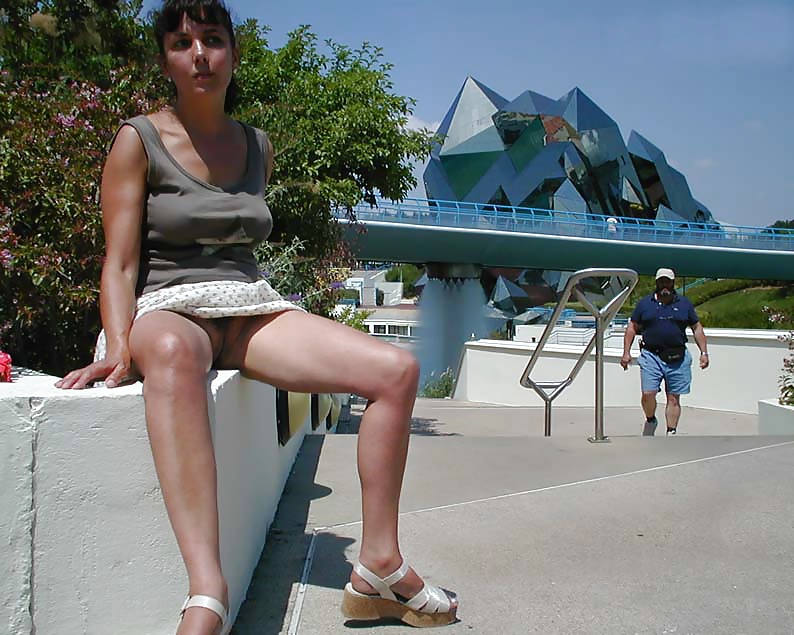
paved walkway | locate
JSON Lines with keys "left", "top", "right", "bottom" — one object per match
{"left": 233, "top": 400, "right": 794, "bottom": 634}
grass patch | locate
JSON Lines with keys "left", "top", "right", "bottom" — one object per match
{"left": 538, "top": 277, "right": 794, "bottom": 329}
{"left": 684, "top": 279, "right": 761, "bottom": 305}
{"left": 697, "top": 286, "right": 794, "bottom": 329}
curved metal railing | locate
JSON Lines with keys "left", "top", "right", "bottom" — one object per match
{"left": 519, "top": 268, "right": 639, "bottom": 441}
{"left": 339, "top": 197, "right": 794, "bottom": 252}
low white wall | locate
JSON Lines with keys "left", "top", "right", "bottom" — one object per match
{"left": 1, "top": 371, "right": 312, "bottom": 635}
{"left": 758, "top": 398, "right": 794, "bottom": 434}
{"left": 454, "top": 328, "right": 789, "bottom": 415}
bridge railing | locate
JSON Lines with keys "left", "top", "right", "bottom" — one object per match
{"left": 341, "top": 197, "right": 794, "bottom": 252}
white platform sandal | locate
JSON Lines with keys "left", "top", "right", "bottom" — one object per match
{"left": 177, "top": 595, "right": 229, "bottom": 635}
{"left": 342, "top": 560, "right": 458, "bottom": 627}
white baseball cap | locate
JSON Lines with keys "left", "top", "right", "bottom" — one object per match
{"left": 655, "top": 267, "right": 675, "bottom": 281}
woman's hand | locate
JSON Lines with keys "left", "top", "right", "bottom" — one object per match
{"left": 55, "top": 353, "right": 137, "bottom": 390}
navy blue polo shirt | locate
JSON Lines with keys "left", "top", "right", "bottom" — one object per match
{"left": 631, "top": 293, "right": 699, "bottom": 350}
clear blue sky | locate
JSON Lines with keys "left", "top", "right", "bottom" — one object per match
{"left": 144, "top": 0, "right": 794, "bottom": 226}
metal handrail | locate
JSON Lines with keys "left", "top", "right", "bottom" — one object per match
{"left": 340, "top": 198, "right": 794, "bottom": 252}
{"left": 518, "top": 268, "right": 639, "bottom": 441}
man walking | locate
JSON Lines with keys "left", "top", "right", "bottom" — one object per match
{"left": 620, "top": 268, "right": 710, "bottom": 435}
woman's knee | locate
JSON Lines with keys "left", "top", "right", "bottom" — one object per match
{"left": 130, "top": 325, "right": 211, "bottom": 376}
{"left": 373, "top": 347, "right": 420, "bottom": 399}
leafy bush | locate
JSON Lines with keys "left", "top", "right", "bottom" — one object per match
{"left": 334, "top": 306, "right": 374, "bottom": 333}
{"left": 781, "top": 333, "right": 794, "bottom": 406}
{"left": 697, "top": 286, "right": 794, "bottom": 329}
{"left": 385, "top": 264, "right": 423, "bottom": 297}
{"left": 0, "top": 66, "right": 164, "bottom": 375}
{"left": 420, "top": 368, "right": 455, "bottom": 398}
{"left": 253, "top": 236, "right": 352, "bottom": 315}
{"left": 339, "top": 288, "right": 361, "bottom": 304}
{"left": 764, "top": 306, "right": 794, "bottom": 406}
{"left": 684, "top": 279, "right": 762, "bottom": 306}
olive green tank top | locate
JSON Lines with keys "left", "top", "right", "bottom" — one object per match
{"left": 115, "top": 115, "right": 273, "bottom": 296}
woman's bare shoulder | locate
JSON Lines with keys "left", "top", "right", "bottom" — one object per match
{"left": 142, "top": 109, "right": 176, "bottom": 134}
{"left": 106, "top": 122, "right": 147, "bottom": 170}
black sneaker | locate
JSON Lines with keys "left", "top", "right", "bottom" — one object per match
{"left": 643, "top": 416, "right": 658, "bottom": 436}
{"left": 666, "top": 427, "right": 677, "bottom": 436}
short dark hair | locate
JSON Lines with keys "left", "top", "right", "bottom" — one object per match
{"left": 152, "top": 0, "right": 238, "bottom": 113}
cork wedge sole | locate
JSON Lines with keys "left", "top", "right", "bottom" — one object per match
{"left": 342, "top": 585, "right": 457, "bottom": 628}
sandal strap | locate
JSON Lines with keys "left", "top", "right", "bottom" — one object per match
{"left": 353, "top": 561, "right": 451, "bottom": 614}
{"left": 180, "top": 594, "right": 228, "bottom": 627}
{"left": 353, "top": 560, "right": 409, "bottom": 602}
{"left": 405, "top": 583, "right": 451, "bottom": 614}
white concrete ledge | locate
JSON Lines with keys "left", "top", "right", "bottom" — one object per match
{"left": 455, "top": 329, "right": 789, "bottom": 414}
{"left": 758, "top": 398, "right": 794, "bottom": 434}
{"left": 1, "top": 370, "right": 316, "bottom": 634}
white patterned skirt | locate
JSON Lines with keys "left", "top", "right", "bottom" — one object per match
{"left": 94, "top": 279, "right": 304, "bottom": 362}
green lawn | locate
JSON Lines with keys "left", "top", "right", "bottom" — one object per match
{"left": 696, "top": 286, "right": 794, "bottom": 329}
{"left": 539, "top": 277, "right": 794, "bottom": 330}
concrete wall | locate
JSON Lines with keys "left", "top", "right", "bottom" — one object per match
{"left": 758, "top": 399, "right": 794, "bottom": 434}
{"left": 1, "top": 371, "right": 313, "bottom": 635}
{"left": 454, "top": 328, "right": 789, "bottom": 415}
{"left": 378, "top": 282, "right": 404, "bottom": 306}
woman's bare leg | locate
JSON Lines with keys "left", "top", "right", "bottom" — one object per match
{"left": 221, "top": 310, "right": 455, "bottom": 605}
{"left": 129, "top": 311, "right": 227, "bottom": 635}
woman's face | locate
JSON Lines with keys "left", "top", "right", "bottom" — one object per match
{"left": 161, "top": 13, "right": 237, "bottom": 105}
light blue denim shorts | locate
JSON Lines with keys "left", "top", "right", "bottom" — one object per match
{"left": 638, "top": 348, "right": 692, "bottom": 395}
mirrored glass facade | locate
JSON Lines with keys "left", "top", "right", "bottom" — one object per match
{"left": 424, "top": 78, "right": 714, "bottom": 225}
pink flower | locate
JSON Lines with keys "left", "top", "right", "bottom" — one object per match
{"left": 55, "top": 113, "right": 76, "bottom": 127}
{"left": 0, "top": 249, "right": 13, "bottom": 270}
{"left": 0, "top": 351, "right": 12, "bottom": 383}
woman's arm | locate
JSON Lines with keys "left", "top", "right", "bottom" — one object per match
{"left": 99, "top": 125, "right": 146, "bottom": 361}
{"left": 56, "top": 125, "right": 147, "bottom": 389}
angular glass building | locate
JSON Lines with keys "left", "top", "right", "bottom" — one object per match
{"left": 424, "top": 77, "right": 715, "bottom": 226}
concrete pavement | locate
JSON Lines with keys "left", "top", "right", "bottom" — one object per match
{"left": 233, "top": 400, "right": 794, "bottom": 635}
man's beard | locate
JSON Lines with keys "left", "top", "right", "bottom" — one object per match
{"left": 658, "top": 287, "right": 673, "bottom": 298}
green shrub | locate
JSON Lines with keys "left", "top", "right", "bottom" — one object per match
{"left": 764, "top": 306, "right": 794, "bottom": 406}
{"left": 334, "top": 306, "right": 373, "bottom": 333}
{"left": 420, "top": 368, "right": 455, "bottom": 398}
{"left": 685, "top": 279, "right": 762, "bottom": 306}
{"left": 0, "top": 66, "right": 164, "bottom": 375}
{"left": 385, "top": 264, "right": 423, "bottom": 297}
{"left": 697, "top": 286, "right": 794, "bottom": 329}
{"left": 781, "top": 334, "right": 794, "bottom": 406}
{"left": 340, "top": 288, "right": 361, "bottom": 303}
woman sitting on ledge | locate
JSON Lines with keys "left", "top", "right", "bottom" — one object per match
{"left": 55, "top": 1, "right": 457, "bottom": 632}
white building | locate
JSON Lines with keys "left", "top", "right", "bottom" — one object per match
{"left": 344, "top": 269, "right": 404, "bottom": 306}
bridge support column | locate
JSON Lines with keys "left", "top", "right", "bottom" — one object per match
{"left": 418, "top": 263, "right": 489, "bottom": 390}
{"left": 426, "top": 262, "right": 482, "bottom": 282}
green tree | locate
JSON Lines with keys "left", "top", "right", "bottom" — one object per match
{"left": 769, "top": 219, "right": 794, "bottom": 235}
{"left": 385, "top": 263, "right": 423, "bottom": 297}
{"left": 1, "top": 1, "right": 154, "bottom": 82}
{"left": 235, "top": 22, "right": 430, "bottom": 252}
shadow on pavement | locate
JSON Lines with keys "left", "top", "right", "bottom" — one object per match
{"left": 337, "top": 397, "right": 460, "bottom": 437}
{"left": 233, "top": 436, "right": 352, "bottom": 634}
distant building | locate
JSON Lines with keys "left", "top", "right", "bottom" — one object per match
{"left": 344, "top": 269, "right": 405, "bottom": 307}
{"left": 425, "top": 77, "right": 715, "bottom": 226}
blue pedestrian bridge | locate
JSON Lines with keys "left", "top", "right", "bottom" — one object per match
{"left": 334, "top": 198, "right": 794, "bottom": 280}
